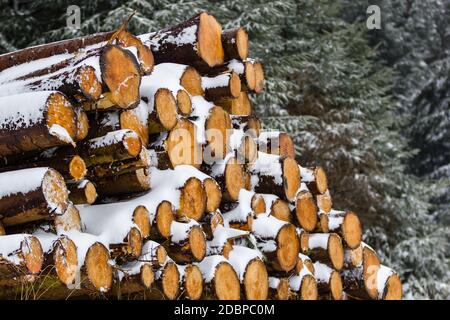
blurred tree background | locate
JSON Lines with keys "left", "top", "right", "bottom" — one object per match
{"left": 0, "top": 0, "right": 448, "bottom": 299}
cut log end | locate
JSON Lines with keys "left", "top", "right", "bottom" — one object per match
{"left": 205, "top": 106, "right": 232, "bottom": 160}
{"left": 78, "top": 65, "right": 102, "bottom": 101}
{"left": 180, "top": 66, "right": 204, "bottom": 96}
{"left": 253, "top": 61, "right": 265, "bottom": 93}
{"left": 133, "top": 205, "right": 151, "bottom": 239}
{"left": 120, "top": 109, "right": 149, "bottom": 146}
{"left": 271, "top": 199, "right": 291, "bottom": 222}
{"left": 363, "top": 246, "right": 381, "bottom": 299}
{"left": 189, "top": 226, "right": 206, "bottom": 261}
{"left": 153, "top": 88, "right": 178, "bottom": 132}
{"left": 235, "top": 28, "right": 249, "bottom": 61}
{"left": 53, "top": 237, "right": 78, "bottom": 286}
{"left": 341, "top": 211, "right": 362, "bottom": 249}
{"left": 229, "top": 72, "right": 242, "bottom": 98}
{"left": 55, "top": 203, "right": 82, "bottom": 232}
{"left": 383, "top": 273, "right": 402, "bottom": 300}
{"left": 300, "top": 274, "right": 318, "bottom": 300}
{"left": 24, "top": 236, "right": 44, "bottom": 274}
{"left": 75, "top": 108, "right": 90, "bottom": 141}
{"left": 328, "top": 233, "right": 344, "bottom": 270}
{"left": 161, "top": 261, "right": 180, "bottom": 300}
{"left": 166, "top": 119, "right": 202, "bottom": 168}
{"left": 224, "top": 156, "right": 247, "bottom": 201}
{"left": 179, "top": 177, "right": 207, "bottom": 221}
{"left": 299, "top": 230, "right": 310, "bottom": 253}
{"left": 176, "top": 89, "right": 193, "bottom": 116}
{"left": 282, "top": 157, "right": 301, "bottom": 201}
{"left": 184, "top": 264, "right": 203, "bottom": 300}
{"left": 239, "top": 134, "right": 258, "bottom": 164}
{"left": 100, "top": 45, "right": 141, "bottom": 109}
{"left": 123, "top": 131, "right": 142, "bottom": 158}
{"left": 140, "top": 263, "right": 155, "bottom": 289}
{"left": 295, "top": 191, "right": 318, "bottom": 232}
{"left": 276, "top": 224, "right": 300, "bottom": 272}
{"left": 156, "top": 245, "right": 168, "bottom": 267}
{"left": 43, "top": 168, "right": 69, "bottom": 213}
{"left": 85, "top": 242, "right": 113, "bottom": 292}
{"left": 329, "top": 271, "right": 343, "bottom": 300}
{"left": 197, "top": 12, "right": 225, "bottom": 67}
{"left": 214, "top": 262, "right": 241, "bottom": 300}
{"left": 128, "top": 227, "right": 143, "bottom": 258}
{"left": 273, "top": 278, "right": 290, "bottom": 300}
{"left": 316, "top": 191, "right": 332, "bottom": 213}
{"left": 244, "top": 61, "right": 256, "bottom": 91}
{"left": 252, "top": 194, "right": 266, "bottom": 215}
{"left": 244, "top": 259, "right": 269, "bottom": 300}
{"left": 314, "top": 167, "right": 328, "bottom": 194}
{"left": 203, "top": 178, "right": 222, "bottom": 212}
{"left": 69, "top": 155, "right": 87, "bottom": 181}
{"left": 46, "top": 92, "right": 77, "bottom": 142}
{"left": 84, "top": 181, "right": 98, "bottom": 204}
{"left": 156, "top": 201, "right": 175, "bottom": 239}
{"left": 279, "top": 133, "right": 295, "bottom": 158}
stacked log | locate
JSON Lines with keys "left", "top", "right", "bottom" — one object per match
{"left": 0, "top": 11, "right": 401, "bottom": 301}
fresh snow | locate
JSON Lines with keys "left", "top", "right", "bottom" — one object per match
{"left": 0, "top": 167, "right": 48, "bottom": 198}
{"left": 228, "top": 245, "right": 262, "bottom": 281}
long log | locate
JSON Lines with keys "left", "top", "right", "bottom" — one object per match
{"left": 141, "top": 12, "right": 224, "bottom": 71}
{"left": 197, "top": 255, "right": 241, "bottom": 300}
{"left": 252, "top": 214, "right": 299, "bottom": 272}
{"left": 0, "top": 91, "right": 77, "bottom": 156}
{"left": 221, "top": 28, "right": 249, "bottom": 61}
{"left": 0, "top": 167, "right": 69, "bottom": 226}
{"left": 228, "top": 245, "right": 269, "bottom": 300}
{"left": 94, "top": 168, "right": 150, "bottom": 198}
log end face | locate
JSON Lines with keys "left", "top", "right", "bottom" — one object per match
{"left": 252, "top": 194, "right": 266, "bottom": 215}
{"left": 43, "top": 168, "right": 69, "bottom": 215}
{"left": 314, "top": 167, "right": 328, "bottom": 195}
{"left": 133, "top": 205, "right": 151, "bottom": 239}
{"left": 229, "top": 72, "right": 242, "bottom": 98}
{"left": 295, "top": 191, "right": 318, "bottom": 232}
{"left": 300, "top": 274, "right": 318, "bottom": 300}
{"left": 54, "top": 237, "right": 78, "bottom": 286}
{"left": 384, "top": 273, "right": 402, "bottom": 300}
{"left": 140, "top": 263, "right": 154, "bottom": 289}
{"left": 46, "top": 92, "right": 77, "bottom": 144}
{"left": 84, "top": 181, "right": 98, "bottom": 204}
{"left": 275, "top": 278, "right": 291, "bottom": 300}
{"left": 279, "top": 133, "right": 295, "bottom": 158}
{"left": 271, "top": 199, "right": 291, "bottom": 222}
{"left": 179, "top": 177, "right": 207, "bottom": 221}
{"left": 184, "top": 264, "right": 203, "bottom": 300}
{"left": 155, "top": 88, "right": 178, "bottom": 131}
{"left": 214, "top": 262, "right": 241, "bottom": 300}
{"left": 100, "top": 45, "right": 141, "bottom": 109}
{"left": 156, "top": 245, "right": 168, "bottom": 266}
{"left": 180, "top": 66, "right": 204, "bottom": 96}
{"left": 69, "top": 155, "right": 87, "bottom": 181}
{"left": 167, "top": 119, "right": 202, "bottom": 168}
{"left": 205, "top": 106, "right": 232, "bottom": 160}
{"left": 253, "top": 61, "right": 265, "bottom": 93}
{"left": 224, "top": 156, "right": 247, "bottom": 201}
{"left": 78, "top": 65, "right": 102, "bottom": 101}
{"left": 235, "top": 28, "right": 249, "bottom": 61}
{"left": 282, "top": 157, "right": 301, "bottom": 202}
{"left": 329, "top": 233, "right": 344, "bottom": 271}
{"left": 276, "top": 224, "right": 300, "bottom": 272}
{"left": 330, "top": 271, "right": 343, "bottom": 300}
{"left": 189, "top": 226, "right": 206, "bottom": 261}
{"left": 244, "top": 259, "right": 269, "bottom": 300}
{"left": 203, "top": 178, "right": 222, "bottom": 213}
{"left": 85, "top": 242, "right": 113, "bottom": 292}
{"left": 176, "top": 89, "right": 193, "bottom": 116}
{"left": 23, "top": 236, "right": 44, "bottom": 274}
{"left": 244, "top": 61, "right": 256, "bottom": 91}
{"left": 123, "top": 131, "right": 143, "bottom": 158}
{"left": 342, "top": 211, "right": 362, "bottom": 249}
{"left": 162, "top": 261, "right": 180, "bottom": 300}
{"left": 198, "top": 12, "right": 225, "bottom": 67}
{"left": 129, "top": 227, "right": 143, "bottom": 259}
{"left": 156, "top": 201, "right": 175, "bottom": 239}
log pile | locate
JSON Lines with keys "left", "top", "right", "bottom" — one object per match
{"left": 0, "top": 12, "right": 402, "bottom": 300}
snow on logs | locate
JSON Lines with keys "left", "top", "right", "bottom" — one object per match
{"left": 197, "top": 255, "right": 241, "bottom": 300}
{"left": 306, "top": 233, "right": 344, "bottom": 271}
{"left": 67, "top": 179, "right": 98, "bottom": 205}
{"left": 165, "top": 219, "right": 206, "bottom": 263}
{"left": 0, "top": 167, "right": 69, "bottom": 226}
{"left": 0, "top": 91, "right": 77, "bottom": 156}
{"left": 249, "top": 152, "right": 301, "bottom": 202}
{"left": 319, "top": 209, "right": 362, "bottom": 249}
{"left": 142, "top": 12, "right": 224, "bottom": 72}
{"left": 314, "top": 261, "right": 343, "bottom": 300}
{"left": 252, "top": 213, "right": 300, "bottom": 272}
